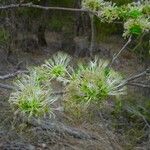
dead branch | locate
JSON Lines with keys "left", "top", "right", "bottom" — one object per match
{"left": 0, "top": 70, "right": 28, "bottom": 80}
{"left": 117, "top": 68, "right": 150, "bottom": 88}
{"left": 26, "top": 118, "right": 98, "bottom": 140}
{"left": 127, "top": 82, "right": 150, "bottom": 88}
{"left": 0, "top": 83, "right": 15, "bottom": 90}
{"left": 126, "top": 106, "right": 150, "bottom": 128}
{"left": 0, "top": 3, "right": 88, "bottom": 12}
{"left": 108, "top": 36, "right": 132, "bottom": 68}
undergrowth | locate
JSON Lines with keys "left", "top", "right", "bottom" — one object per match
{"left": 9, "top": 52, "right": 126, "bottom": 120}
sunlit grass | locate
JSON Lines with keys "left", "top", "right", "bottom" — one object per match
{"left": 65, "top": 58, "right": 126, "bottom": 108}
{"left": 42, "top": 52, "right": 71, "bottom": 80}
{"left": 9, "top": 73, "right": 58, "bottom": 118}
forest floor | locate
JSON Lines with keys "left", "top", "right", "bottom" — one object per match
{"left": 0, "top": 35, "right": 148, "bottom": 150}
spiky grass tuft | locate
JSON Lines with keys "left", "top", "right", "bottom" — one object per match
{"left": 9, "top": 73, "right": 57, "bottom": 118}
{"left": 65, "top": 58, "right": 126, "bottom": 108}
{"left": 43, "top": 52, "right": 71, "bottom": 81}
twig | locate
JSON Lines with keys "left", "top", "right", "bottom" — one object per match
{"left": 117, "top": 68, "right": 150, "bottom": 88}
{"left": 127, "top": 82, "right": 150, "bottom": 88}
{"left": 0, "top": 3, "right": 88, "bottom": 12}
{"left": 108, "top": 36, "right": 132, "bottom": 68}
{"left": 127, "top": 106, "right": 150, "bottom": 129}
{"left": 0, "top": 70, "right": 28, "bottom": 80}
{"left": 132, "top": 33, "right": 145, "bottom": 51}
{"left": 0, "top": 83, "right": 15, "bottom": 90}
{"left": 52, "top": 91, "right": 67, "bottom": 95}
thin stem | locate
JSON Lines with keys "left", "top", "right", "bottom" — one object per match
{"left": 128, "top": 82, "right": 150, "bottom": 88}
{"left": 117, "top": 68, "right": 150, "bottom": 88}
{"left": 0, "top": 70, "right": 28, "bottom": 80}
{"left": 108, "top": 36, "right": 132, "bottom": 68}
{"left": 0, "top": 83, "right": 15, "bottom": 90}
{"left": 89, "top": 13, "right": 95, "bottom": 57}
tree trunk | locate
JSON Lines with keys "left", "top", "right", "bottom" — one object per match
{"left": 37, "top": 24, "right": 47, "bottom": 47}
{"left": 37, "top": 0, "right": 48, "bottom": 47}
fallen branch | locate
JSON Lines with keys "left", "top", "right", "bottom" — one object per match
{"left": 26, "top": 118, "right": 98, "bottom": 140}
{"left": 0, "top": 70, "right": 28, "bottom": 80}
{"left": 108, "top": 36, "right": 132, "bottom": 68}
{"left": 0, "top": 3, "right": 88, "bottom": 12}
{"left": 0, "top": 83, "right": 15, "bottom": 90}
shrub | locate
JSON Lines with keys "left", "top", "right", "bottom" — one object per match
{"left": 123, "top": 18, "right": 150, "bottom": 37}
{"left": 82, "top": 0, "right": 150, "bottom": 37}
{"left": 82, "top": 0, "right": 104, "bottom": 12}
{"left": 99, "top": 3, "right": 119, "bottom": 23}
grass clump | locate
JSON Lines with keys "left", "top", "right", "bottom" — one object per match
{"left": 9, "top": 73, "right": 57, "bottom": 118}
{"left": 43, "top": 52, "right": 71, "bottom": 81}
{"left": 65, "top": 58, "right": 126, "bottom": 108}
{"left": 9, "top": 53, "right": 126, "bottom": 121}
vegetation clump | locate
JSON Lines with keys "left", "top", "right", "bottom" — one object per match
{"left": 82, "top": 0, "right": 150, "bottom": 37}
{"left": 9, "top": 73, "right": 57, "bottom": 118}
{"left": 65, "top": 58, "right": 125, "bottom": 108}
{"left": 43, "top": 52, "right": 71, "bottom": 80}
{"left": 9, "top": 52, "right": 126, "bottom": 119}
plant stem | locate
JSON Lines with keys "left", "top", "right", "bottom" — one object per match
{"left": 108, "top": 36, "right": 132, "bottom": 68}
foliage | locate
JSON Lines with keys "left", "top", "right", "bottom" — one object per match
{"left": 82, "top": 0, "right": 104, "bottom": 11}
{"left": 99, "top": 3, "right": 119, "bottom": 23}
{"left": 118, "top": 3, "right": 143, "bottom": 20}
{"left": 82, "top": 0, "right": 150, "bottom": 38}
{"left": 123, "top": 18, "right": 150, "bottom": 37}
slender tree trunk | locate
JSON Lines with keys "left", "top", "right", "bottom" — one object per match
{"left": 89, "top": 14, "right": 95, "bottom": 57}
{"left": 37, "top": 0, "right": 48, "bottom": 47}
{"left": 37, "top": 24, "right": 47, "bottom": 47}
{"left": 74, "top": 0, "right": 82, "bottom": 36}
